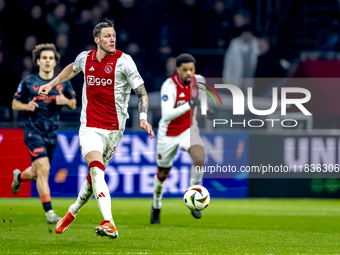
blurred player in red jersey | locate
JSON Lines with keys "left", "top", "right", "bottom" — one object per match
{"left": 38, "top": 18, "right": 155, "bottom": 239}
{"left": 11, "top": 43, "right": 77, "bottom": 224}
{"left": 151, "top": 53, "right": 207, "bottom": 224}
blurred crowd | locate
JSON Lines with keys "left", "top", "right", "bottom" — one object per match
{"left": 0, "top": 0, "right": 286, "bottom": 107}
{"left": 1, "top": 0, "right": 340, "bottom": 125}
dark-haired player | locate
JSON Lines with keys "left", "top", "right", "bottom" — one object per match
{"left": 150, "top": 53, "right": 206, "bottom": 224}
{"left": 38, "top": 18, "right": 155, "bottom": 239}
{"left": 11, "top": 43, "right": 77, "bottom": 224}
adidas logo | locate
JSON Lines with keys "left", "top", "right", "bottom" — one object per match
{"left": 179, "top": 92, "right": 185, "bottom": 98}
{"left": 89, "top": 66, "right": 95, "bottom": 71}
{"left": 97, "top": 192, "right": 106, "bottom": 199}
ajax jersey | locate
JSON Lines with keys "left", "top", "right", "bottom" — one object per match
{"left": 158, "top": 73, "right": 206, "bottom": 137}
{"left": 73, "top": 49, "right": 144, "bottom": 130}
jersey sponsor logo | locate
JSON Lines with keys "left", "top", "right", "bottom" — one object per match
{"left": 162, "top": 94, "right": 168, "bottom": 101}
{"left": 87, "top": 75, "right": 113, "bottom": 86}
{"left": 89, "top": 66, "right": 95, "bottom": 71}
{"left": 104, "top": 65, "right": 113, "bottom": 74}
{"left": 33, "top": 86, "right": 40, "bottom": 92}
{"left": 179, "top": 92, "right": 185, "bottom": 98}
{"left": 35, "top": 95, "right": 56, "bottom": 102}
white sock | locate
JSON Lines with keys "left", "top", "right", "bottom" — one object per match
{"left": 91, "top": 166, "right": 114, "bottom": 224}
{"left": 70, "top": 179, "right": 93, "bottom": 216}
{"left": 190, "top": 164, "right": 204, "bottom": 186}
{"left": 153, "top": 174, "right": 164, "bottom": 209}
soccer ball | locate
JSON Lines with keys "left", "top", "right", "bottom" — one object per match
{"left": 183, "top": 185, "right": 210, "bottom": 211}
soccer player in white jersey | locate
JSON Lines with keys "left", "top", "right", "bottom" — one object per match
{"left": 151, "top": 54, "right": 207, "bottom": 224}
{"left": 38, "top": 18, "right": 155, "bottom": 239}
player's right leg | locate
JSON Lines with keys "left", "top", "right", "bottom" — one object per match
{"left": 151, "top": 166, "right": 171, "bottom": 224}
{"left": 55, "top": 179, "right": 92, "bottom": 234}
{"left": 151, "top": 136, "right": 179, "bottom": 224}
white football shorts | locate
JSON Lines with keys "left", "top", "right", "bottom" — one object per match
{"left": 156, "top": 126, "right": 204, "bottom": 168}
{"left": 79, "top": 126, "right": 124, "bottom": 168}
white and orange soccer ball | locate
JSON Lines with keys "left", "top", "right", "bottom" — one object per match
{"left": 183, "top": 185, "right": 210, "bottom": 211}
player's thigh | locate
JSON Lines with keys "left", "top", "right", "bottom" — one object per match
{"left": 79, "top": 126, "right": 104, "bottom": 161}
{"left": 32, "top": 157, "right": 50, "bottom": 177}
{"left": 179, "top": 127, "right": 204, "bottom": 152}
{"left": 156, "top": 135, "right": 180, "bottom": 168}
{"left": 101, "top": 129, "right": 124, "bottom": 168}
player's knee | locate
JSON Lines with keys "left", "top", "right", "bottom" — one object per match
{"left": 36, "top": 164, "right": 50, "bottom": 178}
{"left": 193, "top": 157, "right": 204, "bottom": 166}
{"left": 159, "top": 172, "right": 170, "bottom": 181}
{"left": 31, "top": 171, "right": 38, "bottom": 179}
{"left": 157, "top": 167, "right": 171, "bottom": 181}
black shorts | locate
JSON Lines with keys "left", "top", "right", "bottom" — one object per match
{"left": 23, "top": 127, "right": 58, "bottom": 163}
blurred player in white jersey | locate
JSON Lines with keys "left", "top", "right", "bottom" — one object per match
{"left": 38, "top": 18, "right": 155, "bottom": 239}
{"left": 151, "top": 54, "right": 207, "bottom": 224}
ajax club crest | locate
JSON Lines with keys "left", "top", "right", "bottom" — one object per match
{"left": 105, "top": 65, "right": 113, "bottom": 74}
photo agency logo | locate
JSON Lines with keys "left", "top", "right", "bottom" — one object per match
{"left": 199, "top": 84, "right": 312, "bottom": 128}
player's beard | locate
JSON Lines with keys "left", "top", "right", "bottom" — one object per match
{"left": 99, "top": 44, "right": 115, "bottom": 54}
{"left": 184, "top": 76, "right": 192, "bottom": 85}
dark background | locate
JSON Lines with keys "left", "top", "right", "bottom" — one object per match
{"left": 1, "top": 0, "right": 340, "bottom": 108}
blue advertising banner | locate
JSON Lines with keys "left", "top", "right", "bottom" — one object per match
{"left": 31, "top": 130, "right": 249, "bottom": 198}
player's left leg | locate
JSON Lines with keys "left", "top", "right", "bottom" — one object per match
{"left": 179, "top": 128, "right": 205, "bottom": 187}
{"left": 187, "top": 145, "right": 205, "bottom": 219}
{"left": 188, "top": 145, "right": 205, "bottom": 186}
{"left": 180, "top": 128, "right": 205, "bottom": 219}
{"left": 11, "top": 166, "right": 37, "bottom": 195}
{"left": 87, "top": 128, "right": 123, "bottom": 239}
{"left": 85, "top": 151, "right": 118, "bottom": 239}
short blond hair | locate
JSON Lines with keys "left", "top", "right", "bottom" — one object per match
{"left": 32, "top": 43, "right": 60, "bottom": 67}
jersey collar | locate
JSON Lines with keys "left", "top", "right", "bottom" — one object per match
{"left": 91, "top": 49, "right": 116, "bottom": 62}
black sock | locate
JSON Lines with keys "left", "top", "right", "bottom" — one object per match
{"left": 43, "top": 202, "right": 52, "bottom": 212}
{"left": 17, "top": 174, "right": 23, "bottom": 183}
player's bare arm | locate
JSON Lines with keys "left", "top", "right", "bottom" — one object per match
{"left": 12, "top": 98, "right": 39, "bottom": 112}
{"left": 39, "top": 63, "right": 80, "bottom": 96}
{"left": 134, "top": 84, "right": 155, "bottom": 139}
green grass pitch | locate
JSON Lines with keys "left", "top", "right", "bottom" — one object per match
{"left": 0, "top": 198, "right": 340, "bottom": 254}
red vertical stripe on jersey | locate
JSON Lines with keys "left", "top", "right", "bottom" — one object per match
{"left": 166, "top": 74, "right": 197, "bottom": 136}
{"left": 84, "top": 50, "right": 123, "bottom": 130}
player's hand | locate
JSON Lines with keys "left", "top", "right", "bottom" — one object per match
{"left": 38, "top": 83, "right": 53, "bottom": 96}
{"left": 189, "top": 98, "right": 200, "bottom": 108}
{"left": 26, "top": 97, "right": 39, "bottom": 112}
{"left": 56, "top": 90, "right": 69, "bottom": 105}
{"left": 140, "top": 119, "right": 155, "bottom": 139}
